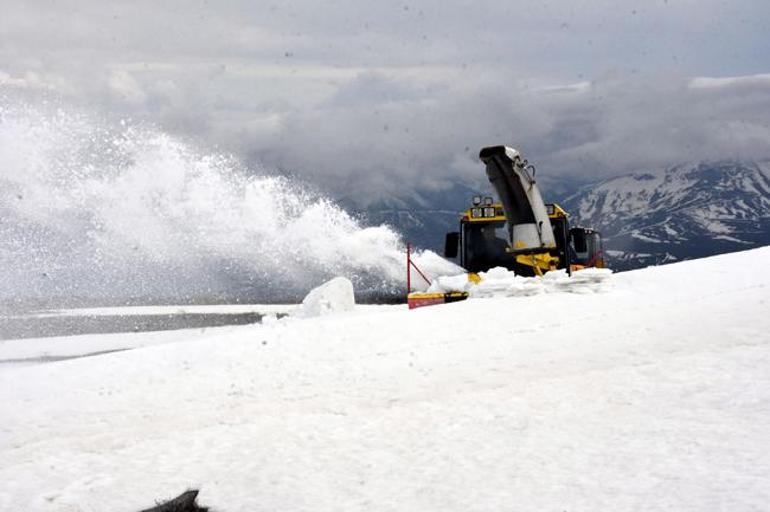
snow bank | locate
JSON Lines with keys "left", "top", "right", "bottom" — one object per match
{"left": 427, "top": 266, "right": 613, "bottom": 297}
{"left": 292, "top": 277, "right": 355, "bottom": 318}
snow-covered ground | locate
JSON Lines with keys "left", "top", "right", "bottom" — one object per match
{"left": 1, "top": 247, "right": 769, "bottom": 511}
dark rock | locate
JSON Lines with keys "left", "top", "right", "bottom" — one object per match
{"left": 140, "top": 490, "right": 209, "bottom": 512}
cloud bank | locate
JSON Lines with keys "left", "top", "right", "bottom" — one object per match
{"left": 2, "top": 0, "right": 770, "bottom": 203}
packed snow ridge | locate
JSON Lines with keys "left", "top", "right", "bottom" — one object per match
{"left": 427, "top": 267, "right": 612, "bottom": 296}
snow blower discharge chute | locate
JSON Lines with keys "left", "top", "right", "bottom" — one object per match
{"left": 407, "top": 145, "right": 606, "bottom": 309}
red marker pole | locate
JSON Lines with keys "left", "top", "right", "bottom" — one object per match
{"left": 406, "top": 242, "right": 411, "bottom": 294}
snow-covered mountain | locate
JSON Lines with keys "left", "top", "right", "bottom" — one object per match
{"left": 561, "top": 161, "right": 770, "bottom": 270}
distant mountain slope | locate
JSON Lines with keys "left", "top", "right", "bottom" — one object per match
{"left": 346, "top": 182, "right": 483, "bottom": 253}
{"left": 561, "top": 161, "right": 770, "bottom": 270}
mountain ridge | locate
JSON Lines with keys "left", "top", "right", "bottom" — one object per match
{"left": 561, "top": 160, "right": 770, "bottom": 269}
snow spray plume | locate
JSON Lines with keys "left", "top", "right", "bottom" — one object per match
{"left": 0, "top": 96, "right": 460, "bottom": 307}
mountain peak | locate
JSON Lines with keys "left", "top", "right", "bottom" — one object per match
{"left": 562, "top": 161, "right": 770, "bottom": 270}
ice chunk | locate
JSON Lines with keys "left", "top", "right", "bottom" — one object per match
{"left": 293, "top": 277, "right": 356, "bottom": 318}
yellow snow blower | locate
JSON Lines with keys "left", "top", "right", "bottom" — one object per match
{"left": 407, "top": 145, "right": 605, "bottom": 309}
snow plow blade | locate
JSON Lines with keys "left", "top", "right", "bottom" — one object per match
{"left": 407, "top": 291, "right": 470, "bottom": 309}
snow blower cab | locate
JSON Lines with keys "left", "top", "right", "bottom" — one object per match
{"left": 444, "top": 199, "right": 604, "bottom": 275}
{"left": 568, "top": 226, "right": 605, "bottom": 270}
{"left": 444, "top": 145, "right": 605, "bottom": 276}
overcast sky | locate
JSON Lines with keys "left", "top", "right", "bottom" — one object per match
{"left": 2, "top": 0, "right": 770, "bottom": 203}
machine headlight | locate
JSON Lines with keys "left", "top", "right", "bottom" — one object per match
{"left": 472, "top": 195, "right": 482, "bottom": 206}
{"left": 546, "top": 204, "right": 555, "bottom": 215}
{"left": 483, "top": 197, "right": 493, "bottom": 206}
{"left": 471, "top": 208, "right": 482, "bottom": 218}
{"left": 483, "top": 207, "right": 495, "bottom": 217}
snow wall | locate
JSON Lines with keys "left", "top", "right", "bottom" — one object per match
{"left": 0, "top": 95, "right": 460, "bottom": 306}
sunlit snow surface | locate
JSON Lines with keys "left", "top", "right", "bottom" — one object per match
{"left": 1, "top": 247, "right": 769, "bottom": 511}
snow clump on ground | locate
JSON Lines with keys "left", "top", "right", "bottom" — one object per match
{"left": 292, "top": 276, "right": 356, "bottom": 318}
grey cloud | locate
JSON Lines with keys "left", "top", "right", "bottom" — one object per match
{"left": 247, "top": 71, "right": 770, "bottom": 202}
{"left": 2, "top": 0, "right": 770, "bottom": 204}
